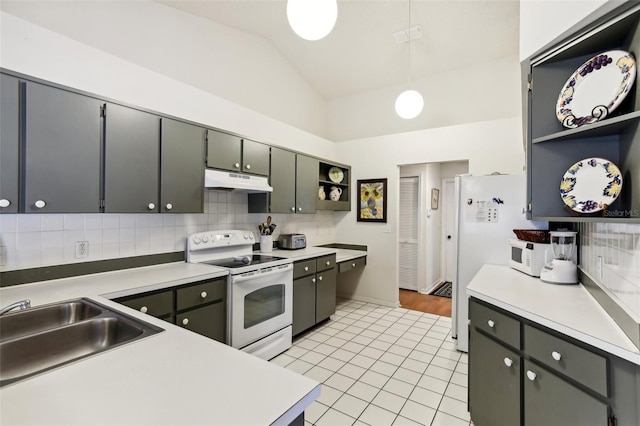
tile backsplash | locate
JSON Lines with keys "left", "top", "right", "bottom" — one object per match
{"left": 0, "top": 190, "right": 337, "bottom": 272}
{"left": 578, "top": 222, "right": 640, "bottom": 320}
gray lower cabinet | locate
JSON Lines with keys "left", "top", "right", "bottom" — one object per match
{"left": 206, "top": 129, "right": 269, "bottom": 176}
{"left": 104, "top": 103, "right": 161, "bottom": 213}
{"left": 469, "top": 328, "right": 521, "bottom": 426}
{"left": 0, "top": 74, "right": 20, "bottom": 213}
{"left": 337, "top": 257, "right": 367, "bottom": 273}
{"left": 523, "top": 359, "right": 608, "bottom": 426}
{"left": 24, "top": 82, "right": 102, "bottom": 213}
{"left": 469, "top": 297, "right": 640, "bottom": 426}
{"left": 160, "top": 118, "right": 205, "bottom": 213}
{"left": 249, "top": 147, "right": 318, "bottom": 214}
{"left": 113, "top": 277, "right": 227, "bottom": 344}
{"left": 292, "top": 254, "right": 336, "bottom": 336}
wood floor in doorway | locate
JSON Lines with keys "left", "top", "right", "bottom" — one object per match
{"left": 399, "top": 289, "right": 452, "bottom": 317}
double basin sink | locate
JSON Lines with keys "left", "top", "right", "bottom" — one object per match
{"left": 0, "top": 298, "right": 163, "bottom": 388}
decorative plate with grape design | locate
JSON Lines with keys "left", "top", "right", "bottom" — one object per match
{"left": 560, "top": 157, "right": 622, "bottom": 213}
{"left": 556, "top": 50, "right": 636, "bottom": 128}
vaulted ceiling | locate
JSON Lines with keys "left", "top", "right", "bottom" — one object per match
{"left": 158, "top": 0, "right": 520, "bottom": 100}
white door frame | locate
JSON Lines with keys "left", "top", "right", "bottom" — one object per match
{"left": 442, "top": 178, "right": 456, "bottom": 283}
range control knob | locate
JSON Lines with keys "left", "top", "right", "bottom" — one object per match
{"left": 193, "top": 236, "right": 201, "bottom": 244}
{"left": 201, "top": 235, "right": 209, "bottom": 243}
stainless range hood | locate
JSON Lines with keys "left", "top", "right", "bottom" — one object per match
{"left": 204, "top": 169, "right": 273, "bottom": 193}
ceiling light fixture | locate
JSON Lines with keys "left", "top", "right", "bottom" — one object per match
{"left": 287, "top": 0, "right": 338, "bottom": 41}
{"left": 395, "top": 0, "right": 423, "bottom": 119}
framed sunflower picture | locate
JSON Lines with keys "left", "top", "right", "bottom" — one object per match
{"left": 357, "top": 178, "right": 387, "bottom": 222}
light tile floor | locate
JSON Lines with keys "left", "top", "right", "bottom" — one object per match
{"left": 270, "top": 298, "right": 473, "bottom": 426}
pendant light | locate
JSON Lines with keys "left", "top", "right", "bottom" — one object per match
{"left": 287, "top": 0, "right": 338, "bottom": 41}
{"left": 395, "top": 0, "right": 423, "bottom": 119}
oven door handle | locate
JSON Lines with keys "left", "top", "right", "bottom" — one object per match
{"left": 232, "top": 263, "right": 293, "bottom": 283}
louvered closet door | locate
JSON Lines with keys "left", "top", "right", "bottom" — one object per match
{"left": 399, "top": 176, "right": 418, "bottom": 290}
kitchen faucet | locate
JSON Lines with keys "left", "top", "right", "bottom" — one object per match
{"left": 0, "top": 299, "right": 31, "bottom": 316}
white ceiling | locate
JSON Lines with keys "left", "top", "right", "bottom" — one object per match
{"left": 158, "top": 0, "right": 520, "bottom": 100}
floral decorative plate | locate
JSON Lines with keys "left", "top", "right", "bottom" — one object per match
{"left": 556, "top": 50, "right": 636, "bottom": 128}
{"left": 560, "top": 157, "right": 622, "bottom": 213}
{"left": 328, "top": 167, "right": 344, "bottom": 183}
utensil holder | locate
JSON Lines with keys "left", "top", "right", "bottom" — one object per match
{"left": 260, "top": 235, "right": 273, "bottom": 253}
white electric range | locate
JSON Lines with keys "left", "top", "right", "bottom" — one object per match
{"left": 186, "top": 230, "right": 293, "bottom": 360}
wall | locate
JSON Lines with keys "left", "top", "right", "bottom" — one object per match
{"left": 0, "top": 192, "right": 337, "bottom": 271}
{"left": 336, "top": 118, "right": 524, "bottom": 306}
{"left": 579, "top": 223, "right": 640, "bottom": 320}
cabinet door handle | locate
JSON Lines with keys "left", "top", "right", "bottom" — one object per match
{"left": 487, "top": 320, "right": 495, "bottom": 328}
{"left": 200, "top": 291, "right": 208, "bottom": 299}
{"left": 318, "top": 275, "right": 323, "bottom": 281}
{"left": 290, "top": 207, "right": 296, "bottom": 212}
{"left": 165, "top": 203, "right": 173, "bottom": 211}
{"left": 326, "top": 261, "right": 331, "bottom": 266}
{"left": 298, "top": 207, "right": 302, "bottom": 212}
{"left": 311, "top": 278, "right": 316, "bottom": 283}
{"left": 0, "top": 199, "right": 11, "bottom": 208}
{"left": 234, "top": 162, "right": 240, "bottom": 169}
{"left": 140, "top": 306, "right": 148, "bottom": 314}
{"left": 304, "top": 266, "right": 309, "bottom": 271}
{"left": 503, "top": 357, "right": 513, "bottom": 367}
{"left": 147, "top": 203, "right": 155, "bottom": 210}
{"left": 526, "top": 370, "right": 537, "bottom": 381}
{"left": 352, "top": 263, "right": 356, "bottom": 268}
{"left": 551, "top": 351, "right": 562, "bottom": 361}
{"left": 34, "top": 200, "right": 46, "bottom": 209}
{"left": 245, "top": 164, "right": 251, "bottom": 170}
{"left": 182, "top": 318, "right": 189, "bottom": 326}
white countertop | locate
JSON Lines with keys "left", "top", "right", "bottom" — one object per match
{"left": 467, "top": 264, "right": 640, "bottom": 365}
{"left": 0, "top": 262, "right": 320, "bottom": 426}
{"left": 268, "top": 246, "right": 367, "bottom": 263}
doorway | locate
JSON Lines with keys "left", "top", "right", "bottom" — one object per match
{"left": 397, "top": 161, "right": 468, "bottom": 311}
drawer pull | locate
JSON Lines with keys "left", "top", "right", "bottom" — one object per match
{"left": 201, "top": 291, "right": 208, "bottom": 299}
{"left": 352, "top": 263, "right": 356, "bottom": 268}
{"left": 326, "top": 261, "right": 331, "bottom": 266}
{"left": 147, "top": 203, "right": 155, "bottom": 210}
{"left": 526, "top": 370, "right": 537, "bottom": 381}
{"left": 312, "top": 278, "right": 316, "bottom": 283}
{"left": 304, "top": 266, "right": 309, "bottom": 271}
{"left": 318, "top": 275, "right": 323, "bottom": 281}
{"left": 487, "top": 320, "right": 495, "bottom": 328}
{"left": 34, "top": 200, "right": 46, "bottom": 209}
{"left": 140, "top": 306, "right": 148, "bottom": 314}
{"left": 503, "top": 357, "right": 513, "bottom": 367}
{"left": 551, "top": 351, "right": 562, "bottom": 361}
{"left": 182, "top": 318, "right": 189, "bottom": 326}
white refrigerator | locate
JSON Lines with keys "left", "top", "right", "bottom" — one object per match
{"left": 451, "top": 174, "right": 546, "bottom": 352}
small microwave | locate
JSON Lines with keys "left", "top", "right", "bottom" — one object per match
{"left": 508, "top": 239, "right": 549, "bottom": 277}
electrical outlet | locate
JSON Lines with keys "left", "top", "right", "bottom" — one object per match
{"left": 75, "top": 241, "right": 89, "bottom": 259}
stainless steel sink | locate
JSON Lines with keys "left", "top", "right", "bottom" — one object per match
{"left": 0, "top": 298, "right": 163, "bottom": 388}
{"left": 0, "top": 300, "right": 102, "bottom": 342}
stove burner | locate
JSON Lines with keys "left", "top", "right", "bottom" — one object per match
{"left": 204, "top": 255, "right": 286, "bottom": 269}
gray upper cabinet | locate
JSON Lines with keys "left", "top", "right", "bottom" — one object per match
{"left": 241, "top": 138, "right": 269, "bottom": 176}
{"left": 206, "top": 130, "right": 268, "bottom": 176}
{"left": 0, "top": 74, "right": 20, "bottom": 213}
{"left": 104, "top": 103, "right": 161, "bottom": 213}
{"left": 253, "top": 147, "right": 318, "bottom": 214}
{"left": 23, "top": 82, "right": 102, "bottom": 213}
{"left": 160, "top": 118, "right": 205, "bottom": 213}
{"left": 525, "top": 3, "right": 640, "bottom": 222}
